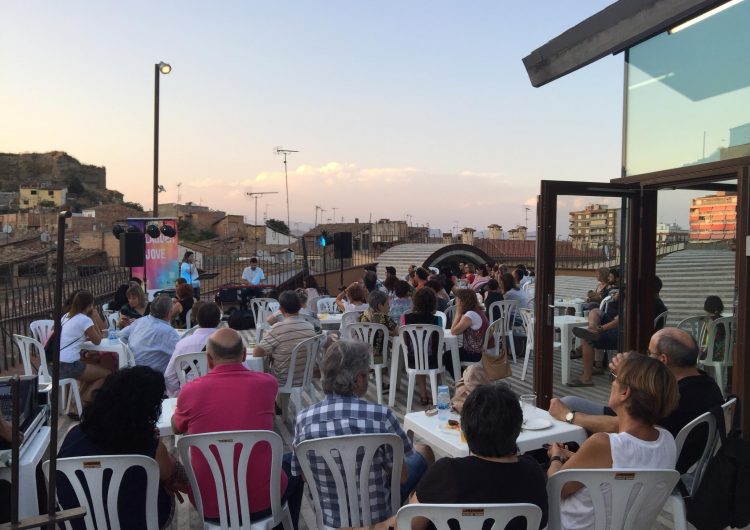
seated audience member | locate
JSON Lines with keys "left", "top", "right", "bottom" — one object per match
{"left": 118, "top": 285, "right": 150, "bottom": 328}
{"left": 120, "top": 295, "right": 180, "bottom": 373}
{"left": 253, "top": 291, "right": 317, "bottom": 386}
{"left": 110, "top": 284, "right": 130, "bottom": 313}
{"left": 335, "top": 282, "right": 369, "bottom": 313}
{"left": 549, "top": 327, "right": 723, "bottom": 473}
{"left": 59, "top": 290, "right": 112, "bottom": 409}
{"left": 572, "top": 276, "right": 667, "bottom": 386}
{"left": 447, "top": 289, "right": 490, "bottom": 378}
{"left": 413, "top": 267, "right": 430, "bottom": 289}
{"left": 702, "top": 295, "right": 725, "bottom": 359}
{"left": 385, "top": 266, "right": 397, "bottom": 280}
{"left": 469, "top": 264, "right": 491, "bottom": 292}
{"left": 500, "top": 272, "right": 529, "bottom": 314}
{"left": 463, "top": 263, "right": 476, "bottom": 285}
{"left": 582, "top": 267, "right": 610, "bottom": 311}
{"left": 484, "top": 278, "right": 504, "bottom": 321}
{"left": 654, "top": 276, "right": 668, "bottom": 329}
{"left": 374, "top": 385, "right": 548, "bottom": 530}
{"left": 172, "top": 328, "right": 303, "bottom": 528}
{"left": 267, "top": 288, "right": 312, "bottom": 325}
{"left": 171, "top": 283, "right": 195, "bottom": 329}
{"left": 58, "top": 367, "right": 182, "bottom": 529}
{"left": 163, "top": 302, "right": 222, "bottom": 397}
{"left": 303, "top": 275, "right": 321, "bottom": 311}
{"left": 402, "top": 287, "right": 442, "bottom": 406}
{"left": 363, "top": 266, "right": 386, "bottom": 293}
{"left": 547, "top": 354, "right": 678, "bottom": 530}
{"left": 424, "top": 279, "right": 449, "bottom": 312}
{"left": 291, "top": 341, "right": 434, "bottom": 529}
{"left": 360, "top": 290, "right": 398, "bottom": 365}
{"left": 389, "top": 280, "right": 412, "bottom": 321}
{"left": 404, "top": 264, "right": 416, "bottom": 282}
{"left": 383, "top": 274, "right": 398, "bottom": 298}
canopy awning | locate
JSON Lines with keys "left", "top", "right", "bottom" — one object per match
{"left": 522, "top": 0, "right": 731, "bottom": 87}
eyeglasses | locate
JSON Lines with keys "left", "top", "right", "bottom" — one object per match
{"left": 608, "top": 371, "right": 618, "bottom": 383}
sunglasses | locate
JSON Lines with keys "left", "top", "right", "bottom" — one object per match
{"left": 608, "top": 371, "right": 618, "bottom": 383}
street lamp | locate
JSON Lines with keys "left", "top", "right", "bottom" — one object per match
{"left": 153, "top": 61, "right": 171, "bottom": 217}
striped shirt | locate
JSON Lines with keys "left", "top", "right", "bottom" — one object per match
{"left": 258, "top": 315, "right": 316, "bottom": 385}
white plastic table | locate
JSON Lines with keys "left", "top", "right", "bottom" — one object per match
{"left": 82, "top": 337, "right": 128, "bottom": 368}
{"left": 317, "top": 313, "right": 342, "bottom": 330}
{"left": 553, "top": 315, "right": 589, "bottom": 385}
{"left": 403, "top": 407, "right": 587, "bottom": 458}
{"left": 157, "top": 397, "right": 178, "bottom": 437}
{"left": 554, "top": 298, "right": 586, "bottom": 316}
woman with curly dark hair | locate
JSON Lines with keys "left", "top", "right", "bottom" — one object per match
{"left": 57, "top": 367, "right": 183, "bottom": 528}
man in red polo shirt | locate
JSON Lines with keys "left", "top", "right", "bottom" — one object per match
{"left": 172, "top": 328, "right": 302, "bottom": 528}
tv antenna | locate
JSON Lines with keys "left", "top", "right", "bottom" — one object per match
{"left": 331, "top": 207, "right": 338, "bottom": 222}
{"left": 177, "top": 182, "right": 182, "bottom": 203}
{"left": 524, "top": 206, "right": 531, "bottom": 228}
{"left": 246, "top": 191, "right": 278, "bottom": 254}
{"left": 314, "top": 205, "right": 325, "bottom": 227}
{"left": 275, "top": 146, "right": 299, "bottom": 236}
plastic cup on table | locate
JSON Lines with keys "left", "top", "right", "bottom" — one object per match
{"left": 520, "top": 393, "right": 537, "bottom": 423}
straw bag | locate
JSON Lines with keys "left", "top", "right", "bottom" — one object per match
{"left": 451, "top": 364, "right": 490, "bottom": 413}
{"left": 482, "top": 333, "right": 512, "bottom": 381}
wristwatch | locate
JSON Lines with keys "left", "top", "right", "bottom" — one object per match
{"left": 565, "top": 411, "right": 576, "bottom": 424}
{"left": 550, "top": 455, "right": 566, "bottom": 464}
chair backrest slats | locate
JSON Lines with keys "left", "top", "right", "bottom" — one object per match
{"left": 400, "top": 324, "right": 444, "bottom": 371}
{"left": 674, "top": 410, "right": 717, "bottom": 496}
{"left": 12, "top": 334, "right": 49, "bottom": 379}
{"left": 397, "top": 503, "right": 542, "bottom": 530}
{"left": 295, "top": 433, "right": 404, "bottom": 528}
{"left": 280, "top": 335, "right": 323, "bottom": 392}
{"left": 347, "top": 322, "right": 389, "bottom": 367}
{"left": 175, "top": 352, "right": 209, "bottom": 388}
{"left": 30, "top": 319, "right": 54, "bottom": 345}
{"left": 487, "top": 301, "right": 518, "bottom": 332}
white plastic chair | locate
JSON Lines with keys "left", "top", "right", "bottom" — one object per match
{"left": 676, "top": 315, "right": 707, "bottom": 346}
{"left": 722, "top": 396, "right": 738, "bottom": 434}
{"left": 674, "top": 409, "right": 717, "bottom": 497}
{"left": 316, "top": 297, "right": 339, "bottom": 314}
{"left": 434, "top": 310, "right": 447, "bottom": 328}
{"left": 547, "top": 468, "right": 680, "bottom": 530}
{"left": 654, "top": 310, "right": 668, "bottom": 329}
{"left": 29, "top": 319, "right": 54, "bottom": 345}
{"left": 599, "top": 295, "right": 613, "bottom": 314}
{"left": 520, "top": 309, "right": 535, "bottom": 381}
{"left": 340, "top": 309, "right": 366, "bottom": 338}
{"left": 254, "top": 307, "right": 274, "bottom": 343}
{"left": 184, "top": 308, "right": 192, "bottom": 329}
{"left": 295, "top": 433, "right": 403, "bottom": 529}
{"left": 44, "top": 454, "right": 160, "bottom": 530}
{"left": 396, "top": 324, "right": 445, "bottom": 413}
{"left": 347, "top": 322, "right": 391, "bottom": 404}
{"left": 250, "top": 298, "right": 277, "bottom": 329}
{"left": 178, "top": 430, "right": 292, "bottom": 530}
{"left": 397, "top": 503, "right": 542, "bottom": 530}
{"left": 107, "top": 312, "right": 119, "bottom": 329}
{"left": 701, "top": 316, "right": 735, "bottom": 395}
{"left": 119, "top": 338, "right": 136, "bottom": 367}
{"left": 299, "top": 312, "right": 321, "bottom": 329}
{"left": 445, "top": 305, "right": 457, "bottom": 325}
{"left": 12, "top": 334, "right": 82, "bottom": 415}
{"left": 487, "top": 300, "right": 519, "bottom": 363}
{"left": 278, "top": 335, "right": 323, "bottom": 422}
{"left": 175, "top": 352, "right": 209, "bottom": 388}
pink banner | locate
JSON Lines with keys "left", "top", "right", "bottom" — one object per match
{"left": 128, "top": 218, "right": 179, "bottom": 296}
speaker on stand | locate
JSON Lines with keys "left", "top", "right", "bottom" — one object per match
{"left": 333, "top": 232, "right": 353, "bottom": 287}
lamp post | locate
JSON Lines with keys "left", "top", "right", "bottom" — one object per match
{"left": 153, "top": 61, "right": 171, "bottom": 217}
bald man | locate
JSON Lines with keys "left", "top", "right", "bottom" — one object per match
{"left": 171, "top": 328, "right": 303, "bottom": 526}
{"left": 549, "top": 327, "right": 724, "bottom": 472}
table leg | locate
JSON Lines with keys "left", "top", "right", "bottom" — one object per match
{"left": 446, "top": 337, "right": 460, "bottom": 382}
{"left": 560, "top": 325, "right": 570, "bottom": 386}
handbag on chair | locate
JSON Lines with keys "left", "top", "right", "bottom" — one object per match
{"left": 482, "top": 333, "right": 512, "bottom": 381}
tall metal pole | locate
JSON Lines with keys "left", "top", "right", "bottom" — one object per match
{"left": 246, "top": 191, "right": 278, "bottom": 256}
{"left": 275, "top": 147, "right": 298, "bottom": 234}
{"left": 153, "top": 63, "right": 160, "bottom": 217}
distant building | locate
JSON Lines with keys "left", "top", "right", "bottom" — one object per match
{"left": 656, "top": 222, "right": 689, "bottom": 243}
{"left": 19, "top": 184, "right": 67, "bottom": 209}
{"left": 487, "top": 224, "right": 503, "bottom": 240}
{"left": 371, "top": 219, "right": 408, "bottom": 243}
{"left": 689, "top": 192, "right": 737, "bottom": 241}
{"left": 507, "top": 226, "right": 528, "bottom": 241}
{"left": 569, "top": 203, "right": 620, "bottom": 249}
{"left": 460, "top": 227, "right": 476, "bottom": 245}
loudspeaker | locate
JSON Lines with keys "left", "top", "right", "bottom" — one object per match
{"left": 120, "top": 232, "right": 145, "bottom": 267}
{"left": 334, "top": 232, "right": 353, "bottom": 259}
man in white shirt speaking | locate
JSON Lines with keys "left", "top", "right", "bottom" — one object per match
{"left": 240, "top": 257, "right": 266, "bottom": 309}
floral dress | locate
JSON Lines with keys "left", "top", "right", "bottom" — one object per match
{"left": 360, "top": 309, "right": 398, "bottom": 364}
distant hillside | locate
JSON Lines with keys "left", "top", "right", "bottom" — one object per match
{"left": 0, "top": 151, "right": 129, "bottom": 210}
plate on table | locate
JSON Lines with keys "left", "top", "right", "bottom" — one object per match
{"left": 523, "top": 418, "right": 553, "bottom": 430}
{"left": 318, "top": 313, "right": 329, "bottom": 320}
{"left": 439, "top": 421, "right": 462, "bottom": 435}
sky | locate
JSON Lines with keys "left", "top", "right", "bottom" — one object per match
{"left": 1, "top": 1, "right": 635, "bottom": 236}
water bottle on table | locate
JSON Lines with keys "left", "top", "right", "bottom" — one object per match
{"left": 437, "top": 385, "right": 451, "bottom": 421}
{"left": 108, "top": 321, "right": 117, "bottom": 341}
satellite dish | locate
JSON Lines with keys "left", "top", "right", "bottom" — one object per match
{"left": 2, "top": 224, "right": 11, "bottom": 234}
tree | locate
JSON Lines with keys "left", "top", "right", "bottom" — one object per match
{"left": 122, "top": 201, "right": 144, "bottom": 212}
{"left": 266, "top": 218, "right": 289, "bottom": 235}
{"left": 67, "top": 175, "right": 84, "bottom": 195}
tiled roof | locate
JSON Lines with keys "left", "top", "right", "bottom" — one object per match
{"left": 303, "top": 223, "right": 370, "bottom": 237}
{"left": 474, "top": 239, "right": 603, "bottom": 259}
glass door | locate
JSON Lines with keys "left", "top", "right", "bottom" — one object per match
{"left": 533, "top": 180, "right": 644, "bottom": 407}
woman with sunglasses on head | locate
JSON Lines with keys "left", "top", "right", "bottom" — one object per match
{"left": 547, "top": 353, "right": 679, "bottom": 529}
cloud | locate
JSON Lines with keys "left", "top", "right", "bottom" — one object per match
{"left": 188, "top": 177, "right": 226, "bottom": 189}
{"left": 459, "top": 170, "right": 505, "bottom": 179}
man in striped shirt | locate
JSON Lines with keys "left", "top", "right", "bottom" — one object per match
{"left": 253, "top": 290, "right": 317, "bottom": 386}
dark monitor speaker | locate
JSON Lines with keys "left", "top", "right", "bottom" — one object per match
{"left": 334, "top": 232, "right": 353, "bottom": 259}
{"left": 120, "top": 232, "right": 145, "bottom": 267}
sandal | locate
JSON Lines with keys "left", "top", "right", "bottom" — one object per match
{"left": 566, "top": 378, "right": 594, "bottom": 387}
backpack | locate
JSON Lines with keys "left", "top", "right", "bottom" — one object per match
{"left": 685, "top": 396, "right": 750, "bottom": 530}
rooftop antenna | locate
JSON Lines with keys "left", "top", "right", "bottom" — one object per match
{"left": 525, "top": 206, "right": 531, "bottom": 228}
{"left": 246, "top": 191, "right": 278, "bottom": 255}
{"left": 332, "top": 207, "right": 338, "bottom": 222}
{"left": 275, "top": 146, "right": 299, "bottom": 235}
{"left": 177, "top": 182, "right": 182, "bottom": 203}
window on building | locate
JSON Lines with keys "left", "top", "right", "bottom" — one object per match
{"left": 48, "top": 191, "right": 54, "bottom": 196}
{"left": 30, "top": 190, "right": 37, "bottom": 195}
